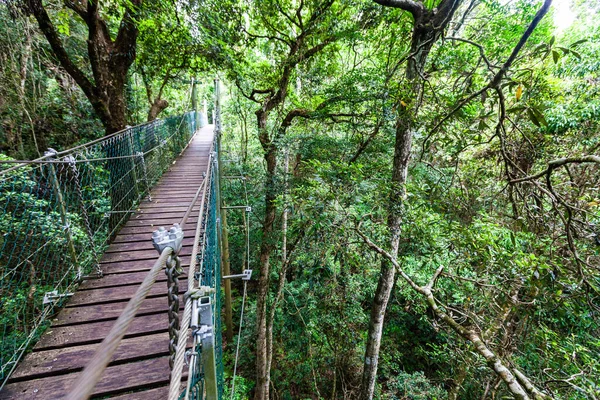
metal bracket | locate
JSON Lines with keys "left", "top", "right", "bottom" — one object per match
{"left": 79, "top": 270, "right": 103, "bottom": 281}
{"left": 152, "top": 223, "right": 184, "bottom": 254}
{"left": 191, "top": 295, "right": 214, "bottom": 337}
{"left": 191, "top": 295, "right": 218, "bottom": 399}
{"left": 44, "top": 148, "right": 58, "bottom": 158}
{"left": 43, "top": 291, "right": 73, "bottom": 305}
{"left": 223, "top": 269, "right": 252, "bottom": 281}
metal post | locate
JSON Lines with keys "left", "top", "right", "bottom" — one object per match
{"left": 197, "top": 297, "right": 218, "bottom": 400}
{"left": 66, "top": 156, "right": 102, "bottom": 279}
{"left": 45, "top": 149, "right": 80, "bottom": 277}
{"left": 192, "top": 77, "right": 201, "bottom": 131}
{"left": 137, "top": 152, "right": 152, "bottom": 201}
{"left": 126, "top": 132, "right": 140, "bottom": 202}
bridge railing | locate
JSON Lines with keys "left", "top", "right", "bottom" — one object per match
{"left": 0, "top": 112, "right": 198, "bottom": 387}
{"left": 176, "top": 123, "right": 224, "bottom": 400}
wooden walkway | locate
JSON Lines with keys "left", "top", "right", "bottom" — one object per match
{"left": 0, "top": 125, "right": 215, "bottom": 399}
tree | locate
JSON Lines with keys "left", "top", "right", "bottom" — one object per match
{"left": 24, "top": 0, "right": 141, "bottom": 133}
{"left": 360, "top": 0, "right": 558, "bottom": 398}
{"left": 360, "top": 1, "right": 464, "bottom": 397}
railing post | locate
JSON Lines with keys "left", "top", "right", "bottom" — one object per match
{"left": 137, "top": 152, "right": 152, "bottom": 201}
{"left": 198, "top": 296, "right": 219, "bottom": 400}
{"left": 45, "top": 149, "right": 80, "bottom": 278}
{"left": 66, "top": 156, "right": 102, "bottom": 279}
{"left": 126, "top": 131, "right": 141, "bottom": 201}
{"left": 192, "top": 78, "right": 201, "bottom": 131}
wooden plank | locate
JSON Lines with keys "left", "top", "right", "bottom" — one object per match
{"left": 106, "top": 386, "right": 170, "bottom": 400}
{"left": 100, "top": 260, "right": 190, "bottom": 275}
{"left": 104, "top": 237, "right": 195, "bottom": 254}
{"left": 53, "top": 297, "right": 184, "bottom": 326}
{"left": 8, "top": 333, "right": 170, "bottom": 382}
{"left": 112, "top": 229, "right": 195, "bottom": 244}
{"left": 100, "top": 245, "right": 193, "bottom": 264}
{"left": 66, "top": 279, "right": 188, "bottom": 307}
{"left": 33, "top": 313, "right": 169, "bottom": 350}
{"left": 79, "top": 271, "right": 168, "bottom": 290}
{"left": 0, "top": 357, "right": 172, "bottom": 399}
{"left": 119, "top": 216, "right": 198, "bottom": 229}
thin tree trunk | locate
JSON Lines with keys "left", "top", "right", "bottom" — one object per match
{"left": 360, "top": 108, "right": 413, "bottom": 399}
{"left": 221, "top": 202, "right": 234, "bottom": 343}
{"left": 255, "top": 111, "right": 278, "bottom": 400}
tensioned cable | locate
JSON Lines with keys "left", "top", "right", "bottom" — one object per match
{"left": 230, "top": 279, "right": 248, "bottom": 399}
{"left": 168, "top": 138, "right": 215, "bottom": 400}
{"left": 65, "top": 247, "right": 174, "bottom": 400}
{"left": 0, "top": 107, "right": 195, "bottom": 175}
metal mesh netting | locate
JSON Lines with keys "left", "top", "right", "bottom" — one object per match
{"left": 0, "top": 112, "right": 197, "bottom": 386}
{"left": 183, "top": 134, "right": 224, "bottom": 400}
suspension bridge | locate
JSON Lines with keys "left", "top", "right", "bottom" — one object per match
{"left": 0, "top": 84, "right": 245, "bottom": 399}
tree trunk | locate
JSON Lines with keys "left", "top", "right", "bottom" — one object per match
{"left": 255, "top": 110, "right": 278, "bottom": 400}
{"left": 26, "top": 0, "right": 140, "bottom": 134}
{"left": 360, "top": 108, "right": 413, "bottom": 400}
{"left": 147, "top": 98, "right": 169, "bottom": 121}
{"left": 360, "top": 2, "right": 462, "bottom": 397}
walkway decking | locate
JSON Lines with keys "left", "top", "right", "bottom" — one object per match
{"left": 0, "top": 125, "right": 214, "bottom": 399}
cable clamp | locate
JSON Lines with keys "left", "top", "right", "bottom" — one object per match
{"left": 152, "top": 223, "right": 184, "bottom": 254}
{"left": 191, "top": 296, "right": 214, "bottom": 339}
{"left": 223, "top": 269, "right": 252, "bottom": 281}
{"left": 43, "top": 290, "right": 73, "bottom": 305}
{"left": 184, "top": 286, "right": 215, "bottom": 301}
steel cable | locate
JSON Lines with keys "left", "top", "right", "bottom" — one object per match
{"left": 65, "top": 247, "right": 174, "bottom": 400}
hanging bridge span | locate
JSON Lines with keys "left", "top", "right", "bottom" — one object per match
{"left": 0, "top": 86, "right": 240, "bottom": 400}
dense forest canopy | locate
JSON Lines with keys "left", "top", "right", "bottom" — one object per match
{"left": 1, "top": 0, "right": 599, "bottom": 398}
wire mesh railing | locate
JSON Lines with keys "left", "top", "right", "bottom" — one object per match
{"left": 0, "top": 111, "right": 198, "bottom": 387}
{"left": 181, "top": 136, "right": 224, "bottom": 400}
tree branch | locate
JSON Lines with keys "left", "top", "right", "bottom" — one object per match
{"left": 510, "top": 156, "right": 600, "bottom": 184}
{"left": 26, "top": 0, "right": 96, "bottom": 99}
{"left": 372, "top": 0, "right": 423, "bottom": 18}
{"left": 354, "top": 222, "right": 550, "bottom": 400}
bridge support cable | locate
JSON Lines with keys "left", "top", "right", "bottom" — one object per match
{"left": 0, "top": 111, "right": 201, "bottom": 389}
{"left": 65, "top": 246, "right": 176, "bottom": 400}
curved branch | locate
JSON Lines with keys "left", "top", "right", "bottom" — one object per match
{"left": 510, "top": 156, "right": 600, "bottom": 184}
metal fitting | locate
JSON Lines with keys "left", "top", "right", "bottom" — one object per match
{"left": 191, "top": 296, "right": 214, "bottom": 339}
{"left": 44, "top": 148, "right": 58, "bottom": 158}
{"left": 152, "top": 223, "right": 184, "bottom": 254}
{"left": 43, "top": 290, "right": 73, "bottom": 305}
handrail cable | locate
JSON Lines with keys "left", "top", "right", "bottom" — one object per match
{"left": 0, "top": 112, "right": 193, "bottom": 175}
{"left": 168, "top": 136, "right": 216, "bottom": 400}
{"left": 0, "top": 81, "right": 196, "bottom": 176}
{"left": 65, "top": 247, "right": 174, "bottom": 400}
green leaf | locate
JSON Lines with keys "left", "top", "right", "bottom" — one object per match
{"left": 531, "top": 107, "right": 548, "bottom": 127}
{"left": 569, "top": 38, "right": 588, "bottom": 48}
{"left": 552, "top": 50, "right": 560, "bottom": 64}
{"left": 527, "top": 108, "right": 540, "bottom": 127}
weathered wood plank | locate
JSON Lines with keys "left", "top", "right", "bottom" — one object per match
{"left": 100, "top": 260, "right": 191, "bottom": 275}
{"left": 99, "top": 245, "right": 193, "bottom": 264}
{"left": 104, "top": 237, "right": 195, "bottom": 254}
{"left": 53, "top": 297, "right": 184, "bottom": 326}
{"left": 112, "top": 229, "right": 195, "bottom": 244}
{"left": 33, "top": 313, "right": 170, "bottom": 350}
{"left": 66, "top": 279, "right": 188, "bottom": 307}
{"left": 0, "top": 357, "right": 172, "bottom": 399}
{"left": 8, "top": 333, "right": 170, "bottom": 382}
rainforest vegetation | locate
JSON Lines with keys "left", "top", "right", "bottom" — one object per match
{"left": 1, "top": 0, "right": 599, "bottom": 398}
